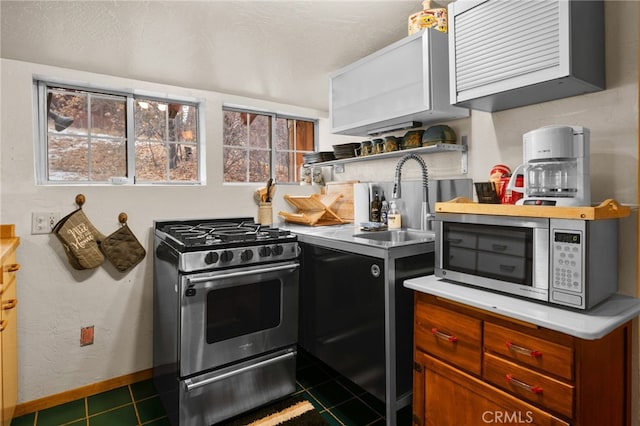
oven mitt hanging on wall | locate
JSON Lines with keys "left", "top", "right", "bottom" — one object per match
{"left": 99, "top": 213, "right": 146, "bottom": 273}
{"left": 53, "top": 208, "right": 106, "bottom": 270}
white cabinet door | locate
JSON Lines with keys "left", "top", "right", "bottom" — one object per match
{"left": 330, "top": 29, "right": 468, "bottom": 136}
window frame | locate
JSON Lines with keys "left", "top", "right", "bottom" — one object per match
{"left": 222, "top": 104, "right": 318, "bottom": 185}
{"left": 33, "top": 78, "right": 207, "bottom": 185}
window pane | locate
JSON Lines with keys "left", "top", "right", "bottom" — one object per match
{"left": 48, "top": 90, "right": 86, "bottom": 133}
{"left": 274, "top": 118, "right": 291, "bottom": 151}
{"left": 135, "top": 100, "right": 165, "bottom": 141}
{"left": 135, "top": 141, "right": 168, "bottom": 181}
{"left": 91, "top": 95, "right": 126, "bottom": 136}
{"left": 169, "top": 144, "right": 198, "bottom": 181}
{"left": 249, "top": 114, "right": 270, "bottom": 149}
{"left": 275, "top": 151, "right": 295, "bottom": 183}
{"left": 249, "top": 150, "right": 270, "bottom": 182}
{"left": 48, "top": 135, "right": 89, "bottom": 181}
{"left": 175, "top": 104, "right": 198, "bottom": 142}
{"left": 135, "top": 98, "right": 199, "bottom": 183}
{"left": 223, "top": 147, "right": 248, "bottom": 182}
{"left": 91, "top": 139, "right": 127, "bottom": 180}
{"left": 223, "top": 111, "right": 247, "bottom": 147}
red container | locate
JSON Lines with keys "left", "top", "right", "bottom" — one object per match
{"left": 498, "top": 175, "right": 523, "bottom": 204}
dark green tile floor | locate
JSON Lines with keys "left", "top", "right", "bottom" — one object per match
{"left": 10, "top": 380, "right": 168, "bottom": 426}
{"left": 11, "top": 347, "right": 411, "bottom": 426}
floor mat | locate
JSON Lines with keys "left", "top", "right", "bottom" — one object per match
{"left": 222, "top": 395, "right": 327, "bottom": 425}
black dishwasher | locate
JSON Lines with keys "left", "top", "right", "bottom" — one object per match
{"left": 298, "top": 242, "right": 433, "bottom": 403}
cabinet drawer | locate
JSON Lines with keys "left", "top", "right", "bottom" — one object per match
{"left": 415, "top": 301, "right": 481, "bottom": 375}
{"left": 484, "top": 323, "right": 573, "bottom": 380}
{"left": 484, "top": 353, "right": 574, "bottom": 418}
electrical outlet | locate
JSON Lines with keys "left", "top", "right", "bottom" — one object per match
{"left": 80, "top": 326, "right": 94, "bottom": 346}
{"left": 31, "top": 212, "right": 61, "bottom": 234}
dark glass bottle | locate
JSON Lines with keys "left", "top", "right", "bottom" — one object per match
{"left": 370, "top": 191, "right": 381, "bottom": 222}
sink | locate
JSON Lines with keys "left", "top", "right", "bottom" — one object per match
{"left": 352, "top": 229, "right": 434, "bottom": 244}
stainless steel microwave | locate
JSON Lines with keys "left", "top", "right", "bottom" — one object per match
{"left": 434, "top": 213, "right": 618, "bottom": 310}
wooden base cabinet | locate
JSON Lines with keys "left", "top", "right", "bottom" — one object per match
{"left": 0, "top": 225, "right": 19, "bottom": 426}
{"left": 412, "top": 293, "right": 631, "bottom": 426}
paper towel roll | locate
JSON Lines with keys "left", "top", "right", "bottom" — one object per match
{"left": 353, "top": 183, "right": 370, "bottom": 225}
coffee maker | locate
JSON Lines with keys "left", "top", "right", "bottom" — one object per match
{"left": 507, "top": 125, "right": 590, "bottom": 206}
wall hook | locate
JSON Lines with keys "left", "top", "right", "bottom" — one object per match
{"left": 75, "top": 194, "right": 86, "bottom": 208}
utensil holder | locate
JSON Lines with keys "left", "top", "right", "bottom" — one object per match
{"left": 258, "top": 202, "right": 273, "bottom": 225}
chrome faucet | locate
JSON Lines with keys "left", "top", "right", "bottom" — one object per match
{"left": 392, "top": 153, "right": 433, "bottom": 231}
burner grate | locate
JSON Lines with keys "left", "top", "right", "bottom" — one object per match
{"left": 158, "top": 219, "right": 293, "bottom": 248}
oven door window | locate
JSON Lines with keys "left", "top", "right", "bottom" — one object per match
{"left": 179, "top": 261, "right": 299, "bottom": 377}
{"left": 206, "top": 280, "right": 281, "bottom": 344}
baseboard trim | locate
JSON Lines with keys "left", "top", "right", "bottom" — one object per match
{"left": 13, "top": 368, "right": 153, "bottom": 417}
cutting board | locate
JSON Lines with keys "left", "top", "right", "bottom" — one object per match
{"left": 322, "top": 181, "right": 358, "bottom": 222}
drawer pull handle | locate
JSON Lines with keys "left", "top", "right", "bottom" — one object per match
{"left": 0, "top": 320, "right": 6, "bottom": 332}
{"left": 7, "top": 263, "right": 20, "bottom": 272}
{"left": 506, "top": 341, "right": 542, "bottom": 358}
{"left": 505, "top": 374, "right": 543, "bottom": 394}
{"left": 492, "top": 244, "right": 508, "bottom": 251}
{"left": 431, "top": 328, "right": 458, "bottom": 342}
{"left": 2, "top": 298, "right": 17, "bottom": 310}
{"left": 448, "top": 238, "right": 463, "bottom": 244}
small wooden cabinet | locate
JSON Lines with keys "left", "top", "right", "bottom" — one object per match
{"left": 412, "top": 293, "right": 631, "bottom": 426}
{"left": 0, "top": 225, "right": 20, "bottom": 426}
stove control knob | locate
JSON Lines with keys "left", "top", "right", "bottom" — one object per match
{"left": 241, "top": 249, "right": 254, "bottom": 262}
{"left": 258, "top": 246, "right": 272, "bottom": 257}
{"left": 272, "top": 245, "right": 284, "bottom": 256}
{"left": 220, "top": 250, "right": 234, "bottom": 263}
{"left": 204, "top": 252, "right": 219, "bottom": 265}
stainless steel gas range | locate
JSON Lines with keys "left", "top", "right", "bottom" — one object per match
{"left": 153, "top": 218, "right": 300, "bottom": 426}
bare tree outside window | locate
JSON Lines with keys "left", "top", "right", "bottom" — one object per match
{"left": 37, "top": 82, "right": 202, "bottom": 184}
{"left": 223, "top": 108, "right": 316, "bottom": 183}
{"left": 46, "top": 88, "right": 127, "bottom": 181}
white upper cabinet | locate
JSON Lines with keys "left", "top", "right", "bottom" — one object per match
{"left": 329, "top": 29, "right": 469, "bottom": 136}
{"left": 448, "top": 0, "right": 604, "bottom": 112}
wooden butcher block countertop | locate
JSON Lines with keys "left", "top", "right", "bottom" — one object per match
{"left": 435, "top": 198, "right": 631, "bottom": 220}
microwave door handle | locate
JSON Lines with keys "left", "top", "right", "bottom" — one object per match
{"left": 187, "top": 263, "right": 299, "bottom": 285}
{"left": 183, "top": 350, "right": 296, "bottom": 391}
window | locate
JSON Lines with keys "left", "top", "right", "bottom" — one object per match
{"left": 222, "top": 107, "right": 316, "bottom": 183}
{"left": 34, "top": 80, "right": 203, "bottom": 184}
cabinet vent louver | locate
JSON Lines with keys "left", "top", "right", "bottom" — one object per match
{"left": 454, "top": 1, "right": 560, "bottom": 93}
{"left": 448, "top": 0, "right": 604, "bottom": 112}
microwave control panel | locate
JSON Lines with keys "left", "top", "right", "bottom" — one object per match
{"left": 550, "top": 229, "right": 584, "bottom": 305}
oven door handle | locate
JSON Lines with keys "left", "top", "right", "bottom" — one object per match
{"left": 183, "top": 350, "right": 296, "bottom": 392}
{"left": 186, "top": 263, "right": 299, "bottom": 285}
